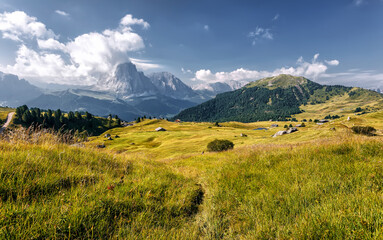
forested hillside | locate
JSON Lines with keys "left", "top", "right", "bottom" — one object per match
{"left": 173, "top": 74, "right": 383, "bottom": 122}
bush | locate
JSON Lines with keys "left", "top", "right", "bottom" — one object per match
{"left": 207, "top": 139, "right": 234, "bottom": 152}
{"left": 355, "top": 107, "right": 363, "bottom": 113}
{"left": 351, "top": 126, "right": 376, "bottom": 136}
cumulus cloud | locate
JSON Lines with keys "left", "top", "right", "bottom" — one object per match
{"left": 0, "top": 11, "right": 56, "bottom": 41}
{"left": 325, "top": 60, "right": 340, "bottom": 66}
{"left": 120, "top": 14, "right": 150, "bottom": 29}
{"left": 248, "top": 26, "right": 273, "bottom": 45}
{"left": 37, "top": 38, "right": 66, "bottom": 51}
{"left": 0, "top": 11, "right": 154, "bottom": 85}
{"left": 55, "top": 10, "right": 69, "bottom": 17}
{"left": 193, "top": 54, "right": 338, "bottom": 83}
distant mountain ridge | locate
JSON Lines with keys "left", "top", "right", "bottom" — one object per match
{"left": 1, "top": 62, "right": 240, "bottom": 120}
{"left": 0, "top": 71, "right": 42, "bottom": 107}
{"left": 173, "top": 74, "right": 383, "bottom": 122}
{"left": 148, "top": 72, "right": 197, "bottom": 99}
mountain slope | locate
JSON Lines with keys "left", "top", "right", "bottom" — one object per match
{"left": 148, "top": 72, "right": 197, "bottom": 99}
{"left": 101, "top": 62, "right": 158, "bottom": 98}
{"left": 0, "top": 71, "right": 42, "bottom": 107}
{"left": 173, "top": 74, "right": 383, "bottom": 122}
{"left": 27, "top": 89, "right": 142, "bottom": 120}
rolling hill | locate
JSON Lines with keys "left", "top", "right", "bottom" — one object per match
{"left": 173, "top": 74, "right": 383, "bottom": 122}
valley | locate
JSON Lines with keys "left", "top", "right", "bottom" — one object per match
{"left": 1, "top": 2, "right": 382, "bottom": 238}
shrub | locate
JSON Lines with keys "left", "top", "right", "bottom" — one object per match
{"left": 355, "top": 107, "right": 363, "bottom": 113}
{"left": 207, "top": 139, "right": 234, "bottom": 152}
{"left": 351, "top": 126, "right": 376, "bottom": 136}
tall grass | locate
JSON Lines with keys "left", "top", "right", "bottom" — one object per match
{"left": 0, "top": 128, "right": 203, "bottom": 239}
{"left": 185, "top": 137, "right": 383, "bottom": 239}
{"left": 2, "top": 126, "right": 383, "bottom": 239}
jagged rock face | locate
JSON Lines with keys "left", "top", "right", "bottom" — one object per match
{"left": 0, "top": 71, "right": 41, "bottom": 107}
{"left": 148, "top": 72, "right": 197, "bottom": 99}
{"left": 102, "top": 62, "right": 158, "bottom": 98}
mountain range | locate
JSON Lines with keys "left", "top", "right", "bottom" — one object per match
{"left": 0, "top": 72, "right": 42, "bottom": 107}
{"left": 0, "top": 62, "right": 241, "bottom": 120}
{"left": 173, "top": 74, "right": 383, "bottom": 122}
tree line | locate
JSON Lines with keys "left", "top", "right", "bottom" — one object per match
{"left": 15, "top": 105, "right": 121, "bottom": 136}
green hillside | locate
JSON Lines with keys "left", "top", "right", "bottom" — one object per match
{"left": 2, "top": 111, "right": 383, "bottom": 238}
{"left": 173, "top": 74, "right": 383, "bottom": 122}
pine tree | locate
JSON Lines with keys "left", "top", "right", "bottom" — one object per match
{"left": 85, "top": 112, "right": 92, "bottom": 120}
{"left": 68, "top": 111, "right": 75, "bottom": 122}
{"left": 75, "top": 111, "right": 82, "bottom": 120}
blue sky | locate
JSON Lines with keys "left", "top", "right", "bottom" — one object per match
{"left": 0, "top": 0, "right": 382, "bottom": 89}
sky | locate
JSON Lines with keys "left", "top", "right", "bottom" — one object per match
{"left": 0, "top": 0, "right": 382, "bottom": 89}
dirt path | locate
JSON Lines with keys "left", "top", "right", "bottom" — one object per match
{"left": 0, "top": 112, "right": 15, "bottom": 134}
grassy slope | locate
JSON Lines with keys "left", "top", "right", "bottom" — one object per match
{"left": 0, "top": 132, "right": 203, "bottom": 239}
{"left": 2, "top": 111, "right": 383, "bottom": 238}
{"left": 87, "top": 115, "right": 368, "bottom": 159}
{"left": 296, "top": 89, "right": 383, "bottom": 120}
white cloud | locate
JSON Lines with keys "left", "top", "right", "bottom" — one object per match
{"left": 249, "top": 27, "right": 273, "bottom": 45}
{"left": 120, "top": 14, "right": 150, "bottom": 29}
{"left": 130, "top": 58, "right": 161, "bottom": 70}
{"left": 0, "top": 11, "right": 154, "bottom": 85}
{"left": 204, "top": 25, "right": 209, "bottom": 31}
{"left": 37, "top": 38, "right": 66, "bottom": 51}
{"left": 181, "top": 67, "right": 192, "bottom": 74}
{"left": 354, "top": 0, "right": 364, "bottom": 6}
{"left": 272, "top": 14, "right": 279, "bottom": 21}
{"left": 55, "top": 10, "right": 69, "bottom": 17}
{"left": 325, "top": 59, "right": 340, "bottom": 66}
{"left": 0, "top": 11, "right": 56, "bottom": 41}
{"left": 193, "top": 54, "right": 338, "bottom": 83}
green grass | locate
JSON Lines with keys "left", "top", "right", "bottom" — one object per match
{"left": 171, "top": 138, "right": 383, "bottom": 238}
{"left": 0, "top": 132, "right": 204, "bottom": 239}
{"left": 2, "top": 111, "right": 383, "bottom": 238}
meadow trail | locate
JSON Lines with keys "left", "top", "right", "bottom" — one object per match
{"left": 0, "top": 112, "right": 15, "bottom": 134}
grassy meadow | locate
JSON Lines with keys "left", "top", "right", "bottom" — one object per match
{"left": 1, "top": 110, "right": 383, "bottom": 238}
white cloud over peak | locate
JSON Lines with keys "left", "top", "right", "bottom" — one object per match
{"left": 0, "top": 11, "right": 154, "bottom": 85}
{"left": 193, "top": 54, "right": 339, "bottom": 84}
{"left": 0, "top": 11, "right": 56, "bottom": 41}
{"left": 55, "top": 10, "right": 69, "bottom": 17}
{"left": 130, "top": 58, "right": 161, "bottom": 71}
{"left": 120, "top": 14, "right": 150, "bottom": 29}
